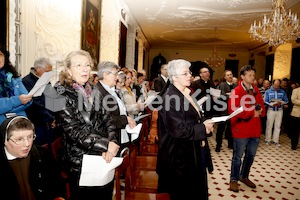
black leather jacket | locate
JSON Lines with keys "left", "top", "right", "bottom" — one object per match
{"left": 55, "top": 83, "right": 118, "bottom": 174}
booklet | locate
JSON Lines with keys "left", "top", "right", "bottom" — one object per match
{"left": 79, "top": 155, "right": 123, "bottom": 186}
{"left": 210, "top": 87, "right": 221, "bottom": 97}
{"left": 268, "top": 98, "right": 286, "bottom": 106}
{"left": 211, "top": 106, "right": 243, "bottom": 122}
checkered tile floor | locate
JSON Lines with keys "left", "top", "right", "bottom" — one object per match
{"left": 208, "top": 132, "right": 300, "bottom": 200}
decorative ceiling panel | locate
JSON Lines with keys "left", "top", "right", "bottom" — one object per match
{"left": 124, "top": 0, "right": 300, "bottom": 50}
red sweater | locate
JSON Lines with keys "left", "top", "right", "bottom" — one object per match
{"left": 228, "top": 81, "right": 266, "bottom": 138}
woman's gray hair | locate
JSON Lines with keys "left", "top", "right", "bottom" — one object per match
{"left": 34, "top": 57, "right": 52, "bottom": 69}
{"left": 167, "top": 59, "right": 191, "bottom": 84}
{"left": 97, "top": 61, "right": 120, "bottom": 80}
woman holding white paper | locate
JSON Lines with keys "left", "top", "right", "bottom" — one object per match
{"left": 55, "top": 50, "right": 119, "bottom": 200}
{"left": 0, "top": 45, "right": 32, "bottom": 124}
{"left": 156, "top": 59, "right": 214, "bottom": 200}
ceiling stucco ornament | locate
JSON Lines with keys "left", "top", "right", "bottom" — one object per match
{"left": 123, "top": 0, "right": 300, "bottom": 50}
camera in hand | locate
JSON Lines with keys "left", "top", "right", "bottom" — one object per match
{"left": 255, "top": 104, "right": 261, "bottom": 111}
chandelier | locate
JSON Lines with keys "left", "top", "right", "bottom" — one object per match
{"left": 248, "top": 0, "right": 300, "bottom": 47}
{"left": 204, "top": 28, "right": 225, "bottom": 68}
{"left": 204, "top": 48, "right": 225, "bottom": 68}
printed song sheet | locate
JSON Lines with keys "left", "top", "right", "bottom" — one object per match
{"left": 79, "top": 155, "right": 123, "bottom": 186}
{"left": 211, "top": 106, "right": 243, "bottom": 122}
{"left": 29, "top": 71, "right": 54, "bottom": 97}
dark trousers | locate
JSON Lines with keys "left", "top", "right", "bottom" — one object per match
{"left": 290, "top": 116, "right": 300, "bottom": 149}
{"left": 260, "top": 116, "right": 267, "bottom": 134}
{"left": 216, "top": 121, "right": 233, "bottom": 148}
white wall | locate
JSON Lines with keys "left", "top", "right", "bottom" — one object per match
{"left": 15, "top": 0, "right": 148, "bottom": 77}
{"left": 18, "top": 0, "right": 82, "bottom": 77}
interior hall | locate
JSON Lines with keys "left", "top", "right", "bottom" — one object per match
{"left": 1, "top": 0, "right": 300, "bottom": 200}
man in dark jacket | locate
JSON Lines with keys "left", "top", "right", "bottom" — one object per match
{"left": 215, "top": 70, "right": 237, "bottom": 152}
{"left": 95, "top": 61, "right": 136, "bottom": 151}
{"left": 22, "top": 57, "right": 57, "bottom": 148}
{"left": 153, "top": 64, "right": 169, "bottom": 94}
{"left": 190, "top": 65, "right": 216, "bottom": 119}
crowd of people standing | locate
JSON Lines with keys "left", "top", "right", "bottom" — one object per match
{"left": 1, "top": 43, "right": 299, "bottom": 200}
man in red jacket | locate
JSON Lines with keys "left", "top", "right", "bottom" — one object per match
{"left": 228, "top": 65, "right": 265, "bottom": 193}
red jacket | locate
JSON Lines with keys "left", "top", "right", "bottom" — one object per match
{"left": 228, "top": 81, "right": 266, "bottom": 138}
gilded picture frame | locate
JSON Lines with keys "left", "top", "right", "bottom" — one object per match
{"left": 81, "top": 0, "right": 101, "bottom": 68}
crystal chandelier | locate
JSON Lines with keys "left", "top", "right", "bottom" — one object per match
{"left": 204, "top": 28, "right": 225, "bottom": 68}
{"left": 204, "top": 48, "right": 225, "bottom": 68}
{"left": 248, "top": 0, "right": 300, "bottom": 47}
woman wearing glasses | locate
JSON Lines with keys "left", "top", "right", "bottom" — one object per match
{"left": 0, "top": 116, "right": 66, "bottom": 200}
{"left": 156, "top": 59, "right": 214, "bottom": 200}
{"left": 55, "top": 50, "right": 119, "bottom": 200}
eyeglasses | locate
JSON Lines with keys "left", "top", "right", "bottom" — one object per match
{"left": 176, "top": 71, "right": 192, "bottom": 76}
{"left": 107, "top": 71, "right": 118, "bottom": 76}
{"left": 9, "top": 134, "right": 36, "bottom": 145}
{"left": 73, "top": 63, "right": 91, "bottom": 70}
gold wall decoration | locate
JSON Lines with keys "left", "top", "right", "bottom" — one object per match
{"left": 273, "top": 43, "right": 292, "bottom": 80}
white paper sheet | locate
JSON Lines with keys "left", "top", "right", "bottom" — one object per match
{"left": 209, "top": 87, "right": 221, "bottom": 97}
{"left": 211, "top": 106, "right": 243, "bottom": 122}
{"left": 126, "top": 123, "right": 143, "bottom": 141}
{"left": 121, "top": 129, "right": 130, "bottom": 144}
{"left": 79, "top": 155, "right": 123, "bottom": 186}
{"left": 29, "top": 71, "right": 54, "bottom": 97}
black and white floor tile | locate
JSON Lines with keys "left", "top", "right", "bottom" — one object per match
{"left": 208, "top": 132, "right": 300, "bottom": 200}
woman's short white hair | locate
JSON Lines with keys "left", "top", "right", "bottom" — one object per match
{"left": 167, "top": 59, "right": 191, "bottom": 84}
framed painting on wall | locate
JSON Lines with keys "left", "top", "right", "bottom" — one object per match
{"left": 81, "top": 0, "right": 101, "bottom": 68}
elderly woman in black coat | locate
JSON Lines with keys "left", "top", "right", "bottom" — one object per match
{"left": 55, "top": 50, "right": 119, "bottom": 200}
{"left": 156, "top": 59, "right": 214, "bottom": 200}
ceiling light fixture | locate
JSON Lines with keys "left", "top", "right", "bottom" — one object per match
{"left": 204, "top": 28, "right": 225, "bottom": 68}
{"left": 248, "top": 0, "right": 300, "bottom": 47}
